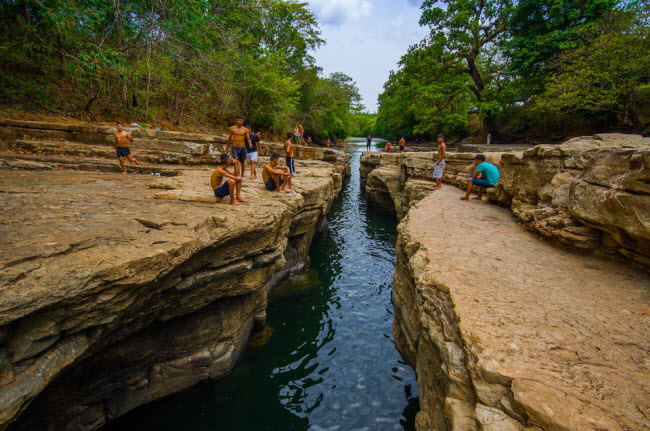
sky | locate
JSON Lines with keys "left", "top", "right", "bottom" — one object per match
{"left": 307, "top": 0, "right": 430, "bottom": 113}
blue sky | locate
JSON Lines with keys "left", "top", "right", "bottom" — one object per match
{"left": 307, "top": 0, "right": 430, "bottom": 113}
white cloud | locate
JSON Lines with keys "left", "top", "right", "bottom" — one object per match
{"left": 309, "top": 0, "right": 373, "bottom": 26}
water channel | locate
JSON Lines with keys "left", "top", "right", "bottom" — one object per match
{"left": 103, "top": 141, "right": 418, "bottom": 431}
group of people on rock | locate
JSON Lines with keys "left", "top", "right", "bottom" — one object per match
{"left": 362, "top": 132, "right": 500, "bottom": 201}
{"left": 113, "top": 118, "right": 499, "bottom": 205}
{"left": 364, "top": 135, "right": 407, "bottom": 153}
{"left": 213, "top": 115, "right": 298, "bottom": 204}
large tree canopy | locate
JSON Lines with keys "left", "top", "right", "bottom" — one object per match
{"left": 0, "top": 0, "right": 360, "bottom": 138}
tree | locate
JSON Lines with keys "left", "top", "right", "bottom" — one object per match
{"left": 506, "top": 0, "right": 620, "bottom": 95}
{"left": 419, "top": 0, "right": 514, "bottom": 142}
{"left": 536, "top": 4, "right": 650, "bottom": 132}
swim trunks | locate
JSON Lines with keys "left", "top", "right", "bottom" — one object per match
{"left": 286, "top": 157, "right": 295, "bottom": 174}
{"left": 265, "top": 176, "right": 283, "bottom": 191}
{"left": 231, "top": 146, "right": 247, "bottom": 166}
{"left": 471, "top": 178, "right": 495, "bottom": 188}
{"left": 399, "top": 145, "right": 404, "bottom": 152}
{"left": 214, "top": 181, "right": 230, "bottom": 198}
{"left": 433, "top": 160, "right": 445, "bottom": 179}
{"left": 248, "top": 133, "right": 259, "bottom": 153}
{"left": 116, "top": 147, "right": 131, "bottom": 158}
{"left": 246, "top": 151, "right": 258, "bottom": 162}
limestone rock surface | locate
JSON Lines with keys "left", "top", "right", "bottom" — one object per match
{"left": 360, "top": 134, "right": 650, "bottom": 267}
{"left": 0, "top": 120, "right": 348, "bottom": 431}
{"left": 393, "top": 185, "right": 650, "bottom": 431}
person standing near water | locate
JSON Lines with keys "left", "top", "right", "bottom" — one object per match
{"left": 113, "top": 122, "right": 139, "bottom": 174}
{"left": 432, "top": 134, "right": 446, "bottom": 190}
{"left": 245, "top": 125, "right": 261, "bottom": 180}
{"left": 386, "top": 142, "right": 391, "bottom": 153}
{"left": 399, "top": 137, "right": 406, "bottom": 153}
{"left": 210, "top": 153, "right": 247, "bottom": 205}
{"left": 284, "top": 132, "right": 297, "bottom": 180}
{"left": 366, "top": 135, "right": 372, "bottom": 151}
{"left": 461, "top": 154, "right": 500, "bottom": 201}
{"left": 225, "top": 115, "right": 251, "bottom": 179}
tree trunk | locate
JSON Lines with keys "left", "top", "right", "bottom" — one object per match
{"left": 466, "top": 57, "right": 507, "bottom": 144}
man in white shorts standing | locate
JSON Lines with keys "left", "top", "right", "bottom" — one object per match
{"left": 433, "top": 134, "right": 446, "bottom": 190}
{"left": 246, "top": 125, "right": 262, "bottom": 180}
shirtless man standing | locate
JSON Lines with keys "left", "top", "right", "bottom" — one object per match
{"left": 284, "top": 132, "right": 297, "bottom": 184}
{"left": 432, "top": 134, "right": 446, "bottom": 190}
{"left": 263, "top": 154, "right": 293, "bottom": 193}
{"left": 399, "top": 137, "right": 406, "bottom": 153}
{"left": 225, "top": 115, "right": 251, "bottom": 178}
{"left": 210, "top": 153, "right": 246, "bottom": 205}
{"left": 113, "top": 122, "right": 139, "bottom": 174}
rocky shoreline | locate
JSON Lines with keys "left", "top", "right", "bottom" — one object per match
{"left": 361, "top": 134, "right": 650, "bottom": 430}
{"left": 0, "top": 121, "right": 350, "bottom": 431}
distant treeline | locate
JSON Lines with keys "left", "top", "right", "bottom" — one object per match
{"left": 373, "top": 0, "right": 650, "bottom": 142}
{"left": 0, "top": 0, "right": 362, "bottom": 139}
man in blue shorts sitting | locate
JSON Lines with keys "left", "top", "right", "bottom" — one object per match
{"left": 210, "top": 153, "right": 246, "bottom": 205}
{"left": 461, "top": 154, "right": 499, "bottom": 201}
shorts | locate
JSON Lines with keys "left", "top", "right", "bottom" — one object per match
{"left": 265, "top": 176, "right": 283, "bottom": 191}
{"left": 231, "top": 146, "right": 247, "bottom": 165}
{"left": 286, "top": 157, "right": 295, "bottom": 174}
{"left": 471, "top": 178, "right": 495, "bottom": 188}
{"left": 214, "top": 181, "right": 230, "bottom": 198}
{"left": 399, "top": 145, "right": 405, "bottom": 152}
{"left": 433, "top": 160, "right": 445, "bottom": 179}
{"left": 246, "top": 151, "right": 258, "bottom": 162}
{"left": 116, "top": 147, "right": 131, "bottom": 158}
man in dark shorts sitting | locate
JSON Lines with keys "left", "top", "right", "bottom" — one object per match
{"left": 225, "top": 115, "right": 251, "bottom": 178}
{"left": 210, "top": 153, "right": 246, "bottom": 205}
{"left": 263, "top": 154, "right": 292, "bottom": 193}
{"left": 461, "top": 154, "right": 500, "bottom": 201}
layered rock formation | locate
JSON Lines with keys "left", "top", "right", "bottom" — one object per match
{"left": 360, "top": 134, "right": 650, "bottom": 267}
{"left": 393, "top": 186, "right": 650, "bottom": 431}
{"left": 0, "top": 121, "right": 349, "bottom": 431}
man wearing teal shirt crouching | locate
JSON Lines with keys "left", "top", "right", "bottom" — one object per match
{"left": 461, "top": 154, "right": 500, "bottom": 201}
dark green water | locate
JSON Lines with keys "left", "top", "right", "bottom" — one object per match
{"left": 103, "top": 144, "right": 418, "bottom": 431}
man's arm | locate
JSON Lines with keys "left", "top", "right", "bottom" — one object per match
{"left": 127, "top": 133, "right": 133, "bottom": 145}
{"left": 113, "top": 133, "right": 118, "bottom": 149}
{"left": 298, "top": 124, "right": 304, "bottom": 134}
{"left": 246, "top": 129, "right": 251, "bottom": 149}
{"left": 221, "top": 167, "right": 242, "bottom": 181}
{"left": 270, "top": 166, "right": 289, "bottom": 175}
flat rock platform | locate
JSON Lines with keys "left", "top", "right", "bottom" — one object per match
{"left": 394, "top": 185, "right": 649, "bottom": 430}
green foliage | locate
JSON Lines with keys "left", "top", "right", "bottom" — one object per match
{"left": 0, "top": 0, "right": 359, "bottom": 138}
{"left": 536, "top": 4, "right": 650, "bottom": 131}
{"left": 376, "top": 0, "right": 644, "bottom": 141}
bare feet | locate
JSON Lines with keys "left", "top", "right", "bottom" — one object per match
{"left": 250, "top": 175, "right": 254, "bottom": 180}
{"left": 122, "top": 170, "right": 127, "bottom": 175}
{"left": 230, "top": 200, "right": 241, "bottom": 205}
{"left": 277, "top": 189, "right": 288, "bottom": 194}
{"left": 471, "top": 196, "right": 482, "bottom": 200}
{"left": 433, "top": 186, "right": 441, "bottom": 190}
{"left": 134, "top": 160, "right": 139, "bottom": 165}
{"left": 460, "top": 196, "right": 469, "bottom": 200}
{"left": 238, "top": 197, "right": 249, "bottom": 203}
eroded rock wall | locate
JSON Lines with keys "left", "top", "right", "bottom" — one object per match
{"left": 393, "top": 186, "right": 649, "bottom": 431}
{"left": 0, "top": 121, "right": 348, "bottom": 431}
{"left": 360, "top": 134, "right": 650, "bottom": 267}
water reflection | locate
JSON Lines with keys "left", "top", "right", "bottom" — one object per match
{"left": 102, "top": 142, "right": 418, "bottom": 431}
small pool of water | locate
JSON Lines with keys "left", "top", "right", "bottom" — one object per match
{"left": 103, "top": 144, "right": 418, "bottom": 430}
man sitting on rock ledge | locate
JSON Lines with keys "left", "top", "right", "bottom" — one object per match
{"left": 210, "top": 153, "right": 247, "bottom": 205}
{"left": 461, "top": 154, "right": 500, "bottom": 201}
{"left": 263, "top": 154, "right": 293, "bottom": 193}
